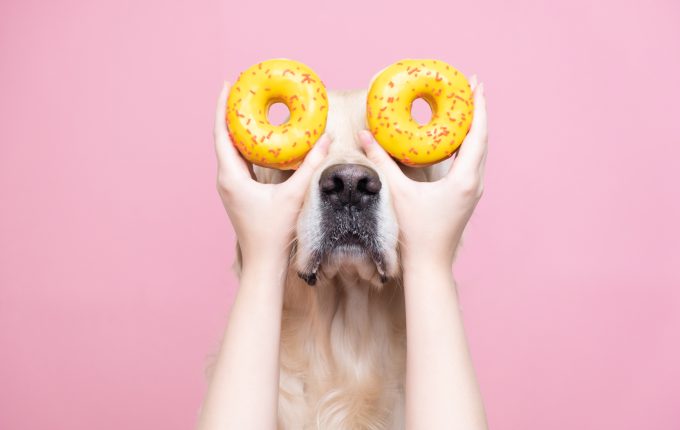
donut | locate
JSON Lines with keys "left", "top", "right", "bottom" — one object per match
{"left": 366, "top": 59, "right": 474, "bottom": 166}
{"left": 226, "top": 59, "right": 328, "bottom": 169}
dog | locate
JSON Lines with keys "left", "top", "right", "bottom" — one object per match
{"left": 230, "top": 89, "right": 455, "bottom": 429}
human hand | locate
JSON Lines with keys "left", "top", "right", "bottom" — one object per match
{"left": 213, "top": 82, "right": 331, "bottom": 266}
{"left": 358, "top": 77, "right": 488, "bottom": 268}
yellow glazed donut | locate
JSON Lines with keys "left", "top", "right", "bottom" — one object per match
{"left": 366, "top": 59, "right": 474, "bottom": 166}
{"left": 226, "top": 59, "right": 328, "bottom": 169}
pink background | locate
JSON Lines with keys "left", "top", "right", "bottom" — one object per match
{"left": 1, "top": 0, "right": 679, "bottom": 428}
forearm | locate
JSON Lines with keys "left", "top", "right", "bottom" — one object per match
{"left": 197, "top": 255, "right": 288, "bottom": 430}
{"left": 402, "top": 254, "right": 487, "bottom": 430}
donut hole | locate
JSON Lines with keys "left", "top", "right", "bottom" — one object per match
{"left": 410, "top": 97, "right": 434, "bottom": 125}
{"left": 267, "top": 102, "right": 291, "bottom": 126}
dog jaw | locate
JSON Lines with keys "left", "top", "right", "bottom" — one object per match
{"left": 292, "top": 90, "right": 399, "bottom": 288}
{"left": 241, "top": 89, "right": 456, "bottom": 429}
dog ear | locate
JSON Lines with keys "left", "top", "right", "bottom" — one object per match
{"left": 231, "top": 239, "right": 243, "bottom": 279}
{"left": 203, "top": 241, "right": 243, "bottom": 386}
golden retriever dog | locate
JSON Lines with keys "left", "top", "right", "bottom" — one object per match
{"left": 228, "top": 89, "right": 454, "bottom": 429}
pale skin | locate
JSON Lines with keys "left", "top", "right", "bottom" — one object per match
{"left": 197, "top": 77, "right": 488, "bottom": 429}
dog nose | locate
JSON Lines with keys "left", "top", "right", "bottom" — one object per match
{"left": 319, "top": 163, "right": 382, "bottom": 208}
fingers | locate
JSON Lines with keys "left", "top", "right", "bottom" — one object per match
{"left": 214, "top": 81, "right": 253, "bottom": 182}
{"left": 449, "top": 81, "right": 488, "bottom": 178}
{"left": 284, "top": 133, "right": 332, "bottom": 191}
{"left": 357, "top": 130, "right": 407, "bottom": 187}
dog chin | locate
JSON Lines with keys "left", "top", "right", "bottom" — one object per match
{"left": 296, "top": 244, "right": 388, "bottom": 287}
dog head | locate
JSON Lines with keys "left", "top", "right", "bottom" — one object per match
{"left": 251, "top": 89, "right": 452, "bottom": 288}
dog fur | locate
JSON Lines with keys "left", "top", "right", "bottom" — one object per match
{"left": 227, "top": 89, "right": 453, "bottom": 429}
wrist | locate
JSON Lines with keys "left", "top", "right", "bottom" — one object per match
{"left": 400, "top": 251, "right": 459, "bottom": 301}
{"left": 240, "top": 246, "right": 291, "bottom": 282}
{"left": 241, "top": 250, "right": 289, "bottom": 270}
{"left": 239, "top": 238, "right": 292, "bottom": 268}
{"left": 401, "top": 252, "right": 453, "bottom": 276}
{"left": 400, "top": 242, "right": 456, "bottom": 273}
{"left": 398, "top": 228, "right": 462, "bottom": 265}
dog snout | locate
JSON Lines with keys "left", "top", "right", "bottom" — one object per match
{"left": 319, "top": 164, "right": 382, "bottom": 209}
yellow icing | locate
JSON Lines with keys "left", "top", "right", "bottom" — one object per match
{"left": 366, "top": 59, "right": 474, "bottom": 166}
{"left": 226, "top": 59, "right": 328, "bottom": 169}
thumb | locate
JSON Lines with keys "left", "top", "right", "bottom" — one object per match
{"left": 357, "top": 130, "right": 405, "bottom": 186}
{"left": 285, "top": 133, "right": 332, "bottom": 190}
